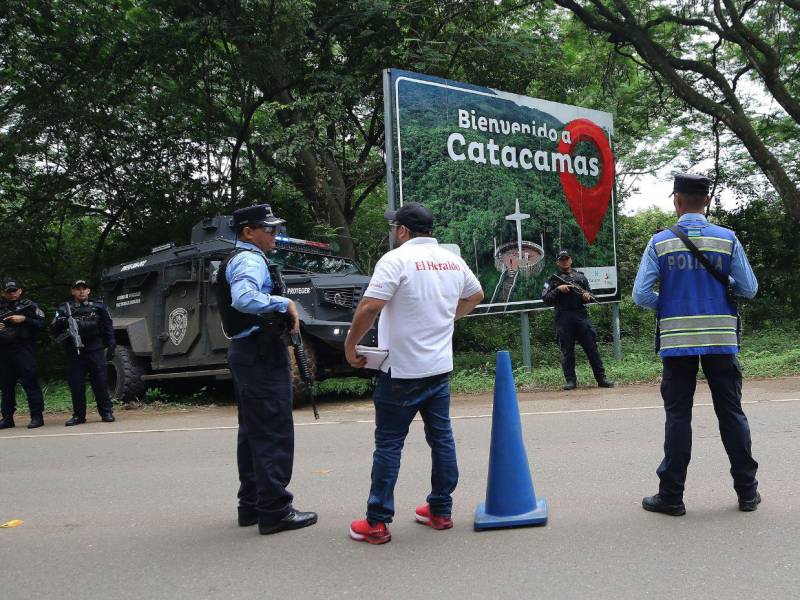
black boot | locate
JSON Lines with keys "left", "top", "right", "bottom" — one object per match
{"left": 597, "top": 378, "right": 615, "bottom": 388}
{"left": 738, "top": 491, "right": 762, "bottom": 512}
{"left": 27, "top": 415, "right": 44, "bottom": 429}
{"left": 100, "top": 412, "right": 115, "bottom": 423}
{"left": 0, "top": 416, "right": 15, "bottom": 429}
{"left": 642, "top": 494, "right": 686, "bottom": 516}
{"left": 563, "top": 380, "right": 577, "bottom": 390}
{"left": 65, "top": 416, "right": 86, "bottom": 426}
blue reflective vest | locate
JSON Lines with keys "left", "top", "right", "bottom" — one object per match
{"left": 652, "top": 219, "right": 739, "bottom": 357}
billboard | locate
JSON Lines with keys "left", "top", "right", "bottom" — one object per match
{"left": 383, "top": 69, "right": 619, "bottom": 313}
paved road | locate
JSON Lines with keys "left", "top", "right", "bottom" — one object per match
{"left": 2, "top": 378, "right": 799, "bottom": 599}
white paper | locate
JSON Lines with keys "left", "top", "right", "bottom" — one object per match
{"left": 355, "top": 345, "right": 389, "bottom": 370}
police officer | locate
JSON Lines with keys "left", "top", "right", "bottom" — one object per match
{"left": 0, "top": 280, "right": 46, "bottom": 429}
{"left": 218, "top": 204, "right": 317, "bottom": 535}
{"left": 51, "top": 280, "right": 116, "bottom": 426}
{"left": 633, "top": 172, "right": 760, "bottom": 515}
{"left": 542, "top": 251, "right": 614, "bottom": 390}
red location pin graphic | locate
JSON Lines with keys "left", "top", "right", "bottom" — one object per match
{"left": 557, "top": 119, "right": 615, "bottom": 245}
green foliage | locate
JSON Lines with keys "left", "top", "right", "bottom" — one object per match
{"left": 615, "top": 208, "right": 676, "bottom": 292}
{"left": 450, "top": 325, "right": 800, "bottom": 395}
{"left": 719, "top": 196, "right": 800, "bottom": 324}
{"left": 315, "top": 376, "right": 374, "bottom": 397}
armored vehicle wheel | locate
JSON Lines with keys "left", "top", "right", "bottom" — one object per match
{"left": 288, "top": 333, "right": 317, "bottom": 408}
{"left": 108, "top": 344, "right": 147, "bottom": 403}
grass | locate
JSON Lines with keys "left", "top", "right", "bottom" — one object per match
{"left": 8, "top": 328, "right": 799, "bottom": 415}
{"left": 450, "top": 327, "right": 800, "bottom": 394}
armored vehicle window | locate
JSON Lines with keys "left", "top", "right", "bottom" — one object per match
{"left": 164, "top": 261, "right": 197, "bottom": 283}
{"left": 270, "top": 250, "right": 361, "bottom": 275}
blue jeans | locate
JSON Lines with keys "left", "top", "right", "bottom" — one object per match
{"left": 367, "top": 371, "right": 458, "bottom": 524}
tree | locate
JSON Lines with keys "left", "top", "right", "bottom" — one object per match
{"left": 0, "top": 0, "right": 211, "bottom": 284}
{"left": 143, "top": 0, "right": 591, "bottom": 257}
{"left": 551, "top": 0, "right": 800, "bottom": 220}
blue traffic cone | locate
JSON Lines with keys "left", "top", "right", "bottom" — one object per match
{"left": 474, "top": 351, "right": 548, "bottom": 530}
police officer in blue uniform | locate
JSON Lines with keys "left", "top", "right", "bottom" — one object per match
{"left": 633, "top": 173, "right": 760, "bottom": 515}
{"left": 542, "top": 251, "right": 614, "bottom": 390}
{"left": 52, "top": 280, "right": 116, "bottom": 426}
{"left": 218, "top": 204, "right": 317, "bottom": 535}
{"left": 0, "top": 280, "right": 46, "bottom": 429}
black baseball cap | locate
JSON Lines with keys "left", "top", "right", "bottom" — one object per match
{"left": 3, "top": 280, "right": 20, "bottom": 291}
{"left": 671, "top": 173, "right": 712, "bottom": 196}
{"left": 71, "top": 280, "right": 89, "bottom": 289}
{"left": 384, "top": 202, "right": 434, "bottom": 234}
{"left": 231, "top": 204, "right": 285, "bottom": 230}
{"left": 556, "top": 250, "right": 571, "bottom": 260}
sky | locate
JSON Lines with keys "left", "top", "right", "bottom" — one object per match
{"left": 620, "top": 164, "right": 740, "bottom": 215}
{"left": 622, "top": 173, "right": 675, "bottom": 215}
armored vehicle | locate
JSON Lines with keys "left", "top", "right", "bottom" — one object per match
{"left": 100, "top": 216, "right": 376, "bottom": 405}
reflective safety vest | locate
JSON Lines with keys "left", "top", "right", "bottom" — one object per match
{"left": 652, "top": 219, "right": 739, "bottom": 357}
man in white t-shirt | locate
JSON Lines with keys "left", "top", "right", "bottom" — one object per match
{"left": 344, "top": 202, "right": 484, "bottom": 544}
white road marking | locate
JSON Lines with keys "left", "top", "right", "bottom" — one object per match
{"left": 1, "top": 398, "right": 798, "bottom": 441}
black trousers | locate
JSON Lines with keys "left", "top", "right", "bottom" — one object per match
{"left": 556, "top": 315, "right": 606, "bottom": 382}
{"left": 0, "top": 344, "right": 44, "bottom": 418}
{"left": 228, "top": 333, "right": 294, "bottom": 524}
{"left": 657, "top": 354, "right": 758, "bottom": 502}
{"left": 66, "top": 348, "right": 113, "bottom": 418}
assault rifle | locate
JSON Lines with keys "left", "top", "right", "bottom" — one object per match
{"left": 289, "top": 331, "right": 319, "bottom": 420}
{"left": 0, "top": 307, "right": 17, "bottom": 330}
{"left": 64, "top": 303, "right": 84, "bottom": 355}
{"left": 552, "top": 273, "right": 600, "bottom": 304}
{"left": 0, "top": 302, "right": 38, "bottom": 341}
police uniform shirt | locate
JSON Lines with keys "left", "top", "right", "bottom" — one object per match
{"left": 225, "top": 240, "right": 290, "bottom": 339}
{"left": 53, "top": 300, "right": 115, "bottom": 350}
{"left": 0, "top": 298, "right": 45, "bottom": 345}
{"left": 542, "top": 270, "right": 592, "bottom": 315}
{"left": 363, "top": 237, "right": 482, "bottom": 379}
{"left": 632, "top": 213, "right": 758, "bottom": 309}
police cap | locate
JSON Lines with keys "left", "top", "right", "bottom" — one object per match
{"left": 384, "top": 202, "right": 434, "bottom": 234}
{"left": 71, "top": 279, "right": 89, "bottom": 289}
{"left": 672, "top": 173, "right": 712, "bottom": 196}
{"left": 231, "top": 204, "right": 285, "bottom": 231}
{"left": 556, "top": 250, "right": 571, "bottom": 260}
{"left": 3, "top": 280, "right": 20, "bottom": 291}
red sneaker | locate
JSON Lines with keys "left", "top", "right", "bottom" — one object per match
{"left": 349, "top": 519, "right": 391, "bottom": 544}
{"left": 414, "top": 504, "right": 453, "bottom": 530}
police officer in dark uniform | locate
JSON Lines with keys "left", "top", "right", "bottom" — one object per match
{"left": 0, "top": 280, "right": 46, "bottom": 429}
{"left": 633, "top": 173, "right": 760, "bottom": 515}
{"left": 542, "top": 251, "right": 614, "bottom": 390}
{"left": 51, "top": 280, "right": 116, "bottom": 426}
{"left": 218, "top": 204, "right": 317, "bottom": 535}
